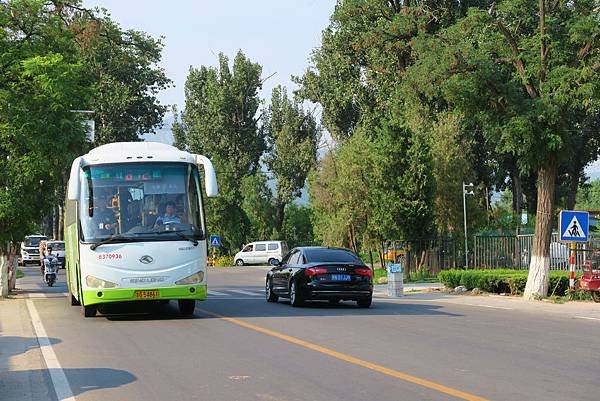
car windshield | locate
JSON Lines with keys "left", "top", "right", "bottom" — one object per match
{"left": 24, "top": 237, "right": 46, "bottom": 247}
{"left": 80, "top": 162, "right": 205, "bottom": 243}
{"left": 304, "top": 248, "right": 363, "bottom": 264}
{"left": 47, "top": 242, "right": 65, "bottom": 251}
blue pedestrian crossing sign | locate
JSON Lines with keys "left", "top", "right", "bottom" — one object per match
{"left": 559, "top": 210, "right": 589, "bottom": 242}
{"left": 209, "top": 235, "right": 221, "bottom": 248}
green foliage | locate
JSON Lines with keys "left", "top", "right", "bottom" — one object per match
{"left": 281, "top": 203, "right": 315, "bottom": 248}
{"left": 0, "top": 0, "right": 90, "bottom": 245}
{"left": 73, "top": 12, "right": 171, "bottom": 144}
{"left": 241, "top": 174, "right": 276, "bottom": 241}
{"left": 576, "top": 179, "right": 600, "bottom": 211}
{"left": 438, "top": 269, "right": 573, "bottom": 295}
{"left": 181, "top": 51, "right": 265, "bottom": 252}
{"left": 263, "top": 85, "right": 319, "bottom": 235}
{"left": 0, "top": 1, "right": 171, "bottom": 248}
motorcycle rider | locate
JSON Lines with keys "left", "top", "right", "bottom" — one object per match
{"left": 42, "top": 245, "right": 56, "bottom": 275}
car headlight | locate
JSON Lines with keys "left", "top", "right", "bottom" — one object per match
{"left": 22, "top": 252, "right": 28, "bottom": 256}
{"left": 175, "top": 271, "right": 204, "bottom": 285}
{"left": 86, "top": 275, "right": 117, "bottom": 288}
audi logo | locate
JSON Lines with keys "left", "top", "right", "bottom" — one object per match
{"left": 337, "top": 267, "right": 346, "bottom": 271}
{"left": 139, "top": 255, "right": 154, "bottom": 264}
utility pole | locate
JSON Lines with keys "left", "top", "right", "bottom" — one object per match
{"left": 463, "top": 182, "right": 474, "bottom": 268}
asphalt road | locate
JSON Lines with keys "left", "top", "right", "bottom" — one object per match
{"left": 11, "top": 265, "right": 600, "bottom": 401}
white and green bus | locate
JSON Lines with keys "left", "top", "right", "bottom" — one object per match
{"left": 65, "top": 142, "right": 218, "bottom": 317}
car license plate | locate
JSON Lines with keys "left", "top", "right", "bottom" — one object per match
{"left": 330, "top": 274, "right": 351, "bottom": 282}
{"left": 134, "top": 290, "right": 160, "bottom": 299}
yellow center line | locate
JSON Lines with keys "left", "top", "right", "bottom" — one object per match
{"left": 197, "top": 308, "right": 492, "bottom": 401}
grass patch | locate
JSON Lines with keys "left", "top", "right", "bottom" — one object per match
{"left": 16, "top": 269, "right": 24, "bottom": 279}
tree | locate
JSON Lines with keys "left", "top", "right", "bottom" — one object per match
{"left": 399, "top": 1, "right": 600, "bottom": 297}
{"left": 70, "top": 9, "right": 171, "bottom": 144}
{"left": 241, "top": 173, "right": 276, "bottom": 241}
{"left": 576, "top": 179, "right": 600, "bottom": 211}
{"left": 0, "top": 0, "right": 89, "bottom": 246}
{"left": 182, "top": 51, "right": 265, "bottom": 252}
{"left": 281, "top": 203, "right": 315, "bottom": 248}
{"left": 300, "top": 1, "right": 447, "bottom": 250}
{"left": 263, "top": 86, "right": 319, "bottom": 235}
{"left": 171, "top": 105, "right": 187, "bottom": 150}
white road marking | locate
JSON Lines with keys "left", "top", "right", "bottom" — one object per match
{"left": 207, "top": 290, "right": 228, "bottom": 296}
{"left": 25, "top": 299, "right": 76, "bottom": 401}
{"left": 229, "top": 289, "right": 261, "bottom": 296}
{"left": 574, "top": 315, "right": 600, "bottom": 321}
{"left": 462, "top": 303, "right": 513, "bottom": 310}
{"left": 209, "top": 297, "right": 262, "bottom": 300}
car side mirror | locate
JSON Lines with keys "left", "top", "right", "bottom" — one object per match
{"left": 270, "top": 259, "right": 281, "bottom": 267}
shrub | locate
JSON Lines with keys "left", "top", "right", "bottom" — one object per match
{"left": 214, "top": 255, "right": 234, "bottom": 267}
{"left": 437, "top": 269, "right": 574, "bottom": 296}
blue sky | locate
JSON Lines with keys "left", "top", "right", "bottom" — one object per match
{"left": 83, "top": 0, "right": 335, "bottom": 109}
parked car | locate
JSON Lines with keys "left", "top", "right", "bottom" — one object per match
{"left": 20, "top": 235, "right": 48, "bottom": 266}
{"left": 234, "top": 241, "right": 288, "bottom": 266}
{"left": 265, "top": 246, "right": 373, "bottom": 307}
{"left": 45, "top": 240, "right": 66, "bottom": 268}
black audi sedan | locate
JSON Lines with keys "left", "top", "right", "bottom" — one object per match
{"left": 265, "top": 247, "right": 373, "bottom": 307}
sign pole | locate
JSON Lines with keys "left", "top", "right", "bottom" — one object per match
{"left": 569, "top": 242, "right": 576, "bottom": 293}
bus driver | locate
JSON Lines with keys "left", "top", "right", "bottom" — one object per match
{"left": 154, "top": 201, "right": 181, "bottom": 228}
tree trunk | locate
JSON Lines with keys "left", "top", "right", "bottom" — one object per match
{"left": 52, "top": 205, "right": 59, "bottom": 240}
{"left": 566, "top": 171, "right": 579, "bottom": 210}
{"left": 524, "top": 158, "right": 557, "bottom": 299}
{"left": 275, "top": 201, "right": 286, "bottom": 237}
{"left": 58, "top": 204, "right": 65, "bottom": 240}
{"left": 511, "top": 171, "right": 523, "bottom": 220}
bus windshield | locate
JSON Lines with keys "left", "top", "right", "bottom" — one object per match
{"left": 80, "top": 162, "right": 205, "bottom": 243}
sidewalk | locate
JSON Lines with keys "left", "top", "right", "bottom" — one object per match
{"left": 373, "top": 282, "right": 444, "bottom": 295}
{"left": 0, "top": 297, "right": 54, "bottom": 401}
{"left": 374, "top": 284, "right": 600, "bottom": 321}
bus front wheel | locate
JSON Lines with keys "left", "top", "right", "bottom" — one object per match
{"left": 178, "top": 300, "right": 196, "bottom": 316}
{"left": 83, "top": 305, "right": 97, "bottom": 318}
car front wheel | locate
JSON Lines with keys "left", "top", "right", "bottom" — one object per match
{"left": 266, "top": 278, "right": 278, "bottom": 302}
{"left": 235, "top": 259, "right": 244, "bottom": 266}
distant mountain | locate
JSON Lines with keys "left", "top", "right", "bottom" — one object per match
{"left": 141, "top": 114, "right": 175, "bottom": 145}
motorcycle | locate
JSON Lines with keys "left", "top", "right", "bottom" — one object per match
{"left": 43, "top": 255, "right": 60, "bottom": 287}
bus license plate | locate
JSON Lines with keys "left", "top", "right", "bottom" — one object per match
{"left": 330, "top": 274, "right": 351, "bottom": 282}
{"left": 134, "top": 290, "right": 160, "bottom": 299}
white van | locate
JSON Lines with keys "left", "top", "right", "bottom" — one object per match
{"left": 234, "top": 241, "right": 288, "bottom": 266}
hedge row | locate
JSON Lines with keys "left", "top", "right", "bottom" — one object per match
{"left": 437, "top": 269, "right": 572, "bottom": 296}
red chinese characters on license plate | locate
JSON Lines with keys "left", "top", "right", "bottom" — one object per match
{"left": 97, "top": 253, "right": 123, "bottom": 260}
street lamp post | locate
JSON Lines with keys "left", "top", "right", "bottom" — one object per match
{"left": 463, "top": 182, "right": 474, "bottom": 268}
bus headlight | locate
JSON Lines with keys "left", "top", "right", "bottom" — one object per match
{"left": 175, "top": 271, "right": 204, "bottom": 285}
{"left": 86, "top": 275, "right": 117, "bottom": 289}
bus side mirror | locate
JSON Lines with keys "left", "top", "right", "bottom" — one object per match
{"left": 67, "top": 157, "right": 82, "bottom": 201}
{"left": 195, "top": 155, "right": 219, "bottom": 198}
